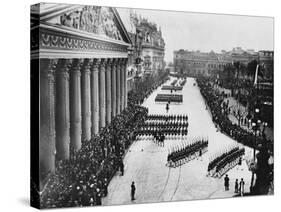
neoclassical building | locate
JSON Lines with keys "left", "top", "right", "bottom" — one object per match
{"left": 31, "top": 3, "right": 132, "bottom": 187}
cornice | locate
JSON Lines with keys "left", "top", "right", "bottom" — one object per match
{"left": 31, "top": 23, "right": 130, "bottom": 59}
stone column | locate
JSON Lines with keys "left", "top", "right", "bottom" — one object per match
{"left": 55, "top": 59, "right": 72, "bottom": 161}
{"left": 69, "top": 59, "right": 83, "bottom": 153}
{"left": 91, "top": 59, "right": 100, "bottom": 135}
{"left": 105, "top": 58, "right": 112, "bottom": 124}
{"left": 111, "top": 59, "right": 117, "bottom": 119}
{"left": 116, "top": 59, "right": 121, "bottom": 115}
{"left": 122, "top": 58, "right": 128, "bottom": 108}
{"left": 120, "top": 59, "right": 124, "bottom": 111}
{"left": 39, "top": 59, "right": 57, "bottom": 177}
{"left": 99, "top": 59, "right": 106, "bottom": 129}
{"left": 81, "top": 59, "right": 92, "bottom": 141}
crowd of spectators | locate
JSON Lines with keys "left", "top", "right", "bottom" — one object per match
{"left": 197, "top": 78, "right": 272, "bottom": 152}
{"left": 40, "top": 104, "right": 148, "bottom": 208}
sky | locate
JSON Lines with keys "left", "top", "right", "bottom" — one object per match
{"left": 117, "top": 7, "right": 274, "bottom": 63}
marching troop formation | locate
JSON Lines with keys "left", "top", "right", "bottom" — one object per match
{"left": 155, "top": 94, "right": 183, "bottom": 103}
{"left": 136, "top": 114, "right": 189, "bottom": 143}
{"left": 146, "top": 114, "right": 189, "bottom": 122}
{"left": 169, "top": 78, "right": 186, "bottom": 87}
{"left": 207, "top": 145, "right": 245, "bottom": 178}
{"left": 161, "top": 85, "right": 183, "bottom": 91}
{"left": 167, "top": 138, "right": 208, "bottom": 167}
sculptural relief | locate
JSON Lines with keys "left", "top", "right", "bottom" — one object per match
{"left": 59, "top": 6, "right": 123, "bottom": 41}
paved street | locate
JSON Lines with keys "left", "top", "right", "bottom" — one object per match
{"left": 103, "top": 77, "right": 253, "bottom": 205}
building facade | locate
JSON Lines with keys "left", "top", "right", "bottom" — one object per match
{"left": 174, "top": 47, "right": 272, "bottom": 77}
{"left": 128, "top": 13, "right": 165, "bottom": 76}
{"left": 139, "top": 19, "right": 165, "bottom": 76}
{"left": 31, "top": 3, "right": 132, "bottom": 188}
{"left": 174, "top": 49, "right": 229, "bottom": 77}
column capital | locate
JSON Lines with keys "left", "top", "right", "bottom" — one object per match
{"left": 71, "top": 59, "right": 84, "bottom": 72}
{"left": 121, "top": 58, "right": 128, "bottom": 65}
{"left": 91, "top": 58, "right": 101, "bottom": 72}
{"left": 106, "top": 58, "right": 113, "bottom": 70}
{"left": 40, "top": 59, "right": 58, "bottom": 76}
{"left": 116, "top": 58, "right": 123, "bottom": 69}
{"left": 56, "top": 59, "right": 72, "bottom": 74}
{"left": 99, "top": 58, "right": 107, "bottom": 72}
{"left": 111, "top": 58, "right": 118, "bottom": 69}
{"left": 81, "top": 59, "right": 93, "bottom": 73}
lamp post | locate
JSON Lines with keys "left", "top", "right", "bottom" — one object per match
{"left": 250, "top": 106, "right": 261, "bottom": 192}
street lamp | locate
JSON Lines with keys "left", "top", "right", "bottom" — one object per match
{"left": 250, "top": 104, "right": 262, "bottom": 192}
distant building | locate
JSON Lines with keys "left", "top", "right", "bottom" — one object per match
{"left": 230, "top": 47, "right": 259, "bottom": 64}
{"left": 173, "top": 49, "right": 228, "bottom": 77}
{"left": 118, "top": 11, "right": 166, "bottom": 91}
{"left": 174, "top": 47, "right": 272, "bottom": 77}
{"left": 137, "top": 18, "right": 165, "bottom": 76}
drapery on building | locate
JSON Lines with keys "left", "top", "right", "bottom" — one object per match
{"left": 173, "top": 47, "right": 272, "bottom": 77}
{"left": 31, "top": 3, "right": 132, "bottom": 189}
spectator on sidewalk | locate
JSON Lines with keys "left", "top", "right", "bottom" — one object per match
{"left": 235, "top": 179, "right": 239, "bottom": 193}
{"left": 224, "top": 174, "right": 230, "bottom": 191}
{"left": 131, "top": 182, "right": 136, "bottom": 201}
{"left": 239, "top": 178, "right": 245, "bottom": 196}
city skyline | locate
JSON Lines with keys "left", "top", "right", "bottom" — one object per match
{"left": 118, "top": 8, "right": 274, "bottom": 63}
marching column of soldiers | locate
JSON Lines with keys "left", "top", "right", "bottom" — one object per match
{"left": 167, "top": 138, "right": 208, "bottom": 168}
{"left": 207, "top": 145, "right": 245, "bottom": 178}
{"left": 136, "top": 114, "right": 189, "bottom": 144}
{"left": 155, "top": 94, "right": 183, "bottom": 103}
{"left": 146, "top": 114, "right": 188, "bottom": 122}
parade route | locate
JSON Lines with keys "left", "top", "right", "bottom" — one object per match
{"left": 103, "top": 77, "right": 254, "bottom": 206}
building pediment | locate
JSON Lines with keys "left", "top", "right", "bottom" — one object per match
{"left": 31, "top": 3, "right": 132, "bottom": 59}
